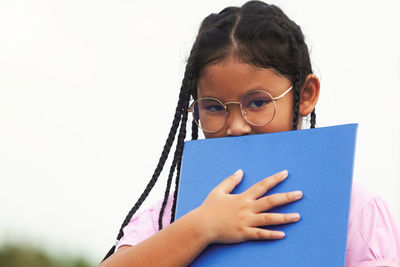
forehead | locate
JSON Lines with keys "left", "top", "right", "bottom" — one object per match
{"left": 197, "top": 57, "right": 291, "bottom": 100}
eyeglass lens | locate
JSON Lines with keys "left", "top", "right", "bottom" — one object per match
{"left": 192, "top": 90, "right": 275, "bottom": 133}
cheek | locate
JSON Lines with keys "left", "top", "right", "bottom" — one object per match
{"left": 203, "top": 130, "right": 225, "bottom": 139}
{"left": 253, "top": 102, "right": 294, "bottom": 133}
{"left": 275, "top": 95, "right": 295, "bottom": 129}
{"left": 252, "top": 119, "right": 292, "bottom": 134}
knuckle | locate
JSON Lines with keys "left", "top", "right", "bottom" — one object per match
{"left": 267, "top": 230, "right": 277, "bottom": 239}
{"left": 263, "top": 213, "right": 271, "bottom": 223}
{"left": 266, "top": 231, "right": 274, "bottom": 239}
{"left": 265, "top": 197, "right": 276, "bottom": 207}
{"left": 284, "top": 214, "right": 292, "bottom": 221}
{"left": 239, "top": 205, "right": 247, "bottom": 213}
{"left": 255, "top": 229, "right": 264, "bottom": 239}
{"left": 237, "top": 197, "right": 248, "bottom": 207}
{"left": 236, "top": 225, "right": 246, "bottom": 235}
{"left": 238, "top": 214, "right": 246, "bottom": 223}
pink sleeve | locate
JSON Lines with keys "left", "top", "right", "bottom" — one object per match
{"left": 116, "top": 195, "right": 174, "bottom": 249}
{"left": 346, "top": 194, "right": 400, "bottom": 267}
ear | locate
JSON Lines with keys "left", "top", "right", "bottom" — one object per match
{"left": 299, "top": 74, "right": 320, "bottom": 116}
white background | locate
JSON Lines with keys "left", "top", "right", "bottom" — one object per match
{"left": 0, "top": 0, "right": 399, "bottom": 262}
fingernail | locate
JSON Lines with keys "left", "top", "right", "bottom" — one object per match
{"left": 275, "top": 231, "right": 285, "bottom": 238}
{"left": 280, "top": 170, "right": 288, "bottom": 178}
{"left": 290, "top": 213, "right": 301, "bottom": 221}
{"left": 233, "top": 169, "right": 243, "bottom": 178}
{"left": 293, "top": 190, "right": 303, "bottom": 199}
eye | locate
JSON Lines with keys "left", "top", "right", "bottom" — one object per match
{"left": 198, "top": 99, "right": 225, "bottom": 113}
{"left": 205, "top": 104, "right": 224, "bottom": 112}
{"left": 247, "top": 98, "right": 272, "bottom": 109}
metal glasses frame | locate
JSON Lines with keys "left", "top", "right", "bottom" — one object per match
{"left": 188, "top": 86, "right": 293, "bottom": 133}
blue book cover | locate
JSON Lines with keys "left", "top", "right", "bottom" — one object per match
{"left": 175, "top": 124, "right": 358, "bottom": 266}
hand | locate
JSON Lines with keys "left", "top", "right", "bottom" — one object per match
{"left": 194, "top": 169, "right": 302, "bottom": 244}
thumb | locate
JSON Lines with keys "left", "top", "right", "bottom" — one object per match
{"left": 216, "top": 169, "right": 243, "bottom": 194}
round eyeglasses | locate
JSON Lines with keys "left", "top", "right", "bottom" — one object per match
{"left": 188, "top": 86, "right": 293, "bottom": 133}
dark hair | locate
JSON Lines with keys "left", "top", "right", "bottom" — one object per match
{"left": 102, "top": 0, "right": 316, "bottom": 261}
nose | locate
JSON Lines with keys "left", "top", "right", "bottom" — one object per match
{"left": 225, "top": 105, "right": 252, "bottom": 136}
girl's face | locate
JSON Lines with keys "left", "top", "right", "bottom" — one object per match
{"left": 197, "top": 56, "right": 295, "bottom": 139}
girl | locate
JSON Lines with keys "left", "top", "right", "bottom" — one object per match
{"left": 99, "top": 1, "right": 400, "bottom": 266}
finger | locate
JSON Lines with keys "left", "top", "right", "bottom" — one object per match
{"left": 214, "top": 169, "right": 243, "bottom": 194}
{"left": 250, "top": 213, "right": 301, "bottom": 227}
{"left": 242, "top": 170, "right": 288, "bottom": 199}
{"left": 253, "top": 191, "right": 303, "bottom": 213}
{"left": 246, "top": 227, "right": 286, "bottom": 240}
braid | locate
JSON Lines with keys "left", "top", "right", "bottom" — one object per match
{"left": 170, "top": 114, "right": 188, "bottom": 223}
{"left": 101, "top": 89, "right": 186, "bottom": 262}
{"left": 158, "top": 75, "right": 192, "bottom": 230}
{"left": 291, "top": 82, "right": 301, "bottom": 130}
{"left": 171, "top": 151, "right": 183, "bottom": 223}
{"left": 286, "top": 31, "right": 302, "bottom": 130}
{"left": 158, "top": 116, "right": 184, "bottom": 230}
{"left": 170, "top": 78, "right": 197, "bottom": 223}
{"left": 310, "top": 109, "right": 316, "bottom": 128}
{"left": 101, "top": 64, "right": 195, "bottom": 262}
{"left": 191, "top": 119, "right": 199, "bottom": 140}
{"left": 190, "top": 77, "right": 199, "bottom": 141}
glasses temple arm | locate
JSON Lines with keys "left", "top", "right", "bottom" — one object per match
{"left": 272, "top": 86, "right": 293, "bottom": 100}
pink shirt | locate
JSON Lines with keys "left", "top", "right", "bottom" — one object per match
{"left": 117, "top": 182, "right": 400, "bottom": 267}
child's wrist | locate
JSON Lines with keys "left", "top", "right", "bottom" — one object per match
{"left": 187, "top": 207, "right": 216, "bottom": 245}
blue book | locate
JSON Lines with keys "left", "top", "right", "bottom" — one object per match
{"left": 175, "top": 124, "right": 358, "bottom": 266}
